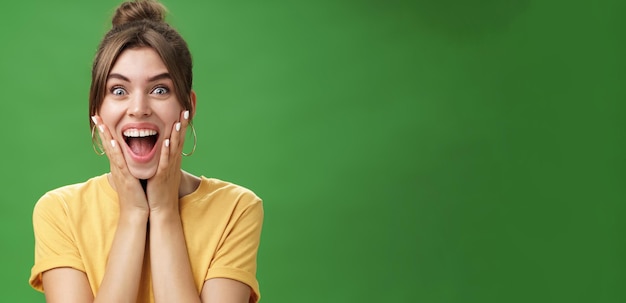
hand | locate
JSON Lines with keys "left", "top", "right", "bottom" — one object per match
{"left": 92, "top": 116, "right": 149, "bottom": 216}
{"left": 146, "top": 110, "right": 190, "bottom": 213}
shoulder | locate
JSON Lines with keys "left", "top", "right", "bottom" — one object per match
{"left": 190, "top": 177, "right": 262, "bottom": 207}
{"left": 181, "top": 177, "right": 263, "bottom": 220}
{"left": 34, "top": 174, "right": 110, "bottom": 214}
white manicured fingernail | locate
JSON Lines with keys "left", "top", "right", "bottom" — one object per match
{"left": 183, "top": 111, "right": 189, "bottom": 120}
{"left": 176, "top": 122, "right": 181, "bottom": 132}
{"left": 165, "top": 139, "right": 170, "bottom": 147}
{"left": 111, "top": 140, "right": 116, "bottom": 148}
{"left": 91, "top": 116, "right": 98, "bottom": 125}
{"left": 99, "top": 125, "right": 104, "bottom": 133}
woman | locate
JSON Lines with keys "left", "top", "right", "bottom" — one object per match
{"left": 29, "top": 1, "right": 263, "bottom": 302}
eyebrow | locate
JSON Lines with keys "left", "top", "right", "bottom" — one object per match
{"left": 107, "top": 72, "right": 171, "bottom": 82}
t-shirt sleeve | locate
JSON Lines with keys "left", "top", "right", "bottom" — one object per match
{"left": 205, "top": 194, "right": 264, "bottom": 303}
{"left": 29, "top": 191, "right": 85, "bottom": 292}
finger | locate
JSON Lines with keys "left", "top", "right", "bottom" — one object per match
{"left": 91, "top": 116, "right": 110, "bottom": 154}
{"left": 178, "top": 110, "right": 190, "bottom": 150}
{"left": 157, "top": 138, "right": 171, "bottom": 175}
{"left": 167, "top": 121, "right": 183, "bottom": 169}
{"left": 179, "top": 110, "right": 190, "bottom": 149}
{"left": 170, "top": 110, "right": 190, "bottom": 153}
{"left": 92, "top": 115, "right": 126, "bottom": 171}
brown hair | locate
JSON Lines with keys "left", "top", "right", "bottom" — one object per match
{"left": 89, "top": 0, "right": 193, "bottom": 129}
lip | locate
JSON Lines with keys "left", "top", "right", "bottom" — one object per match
{"left": 120, "top": 122, "right": 160, "bottom": 164}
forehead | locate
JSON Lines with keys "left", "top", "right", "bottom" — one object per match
{"left": 109, "top": 47, "right": 169, "bottom": 80}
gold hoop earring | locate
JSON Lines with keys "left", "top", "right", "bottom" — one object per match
{"left": 91, "top": 125, "right": 105, "bottom": 156}
{"left": 182, "top": 123, "right": 197, "bottom": 157}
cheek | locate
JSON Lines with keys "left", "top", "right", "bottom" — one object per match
{"left": 156, "top": 105, "right": 184, "bottom": 135}
{"left": 99, "top": 100, "right": 124, "bottom": 118}
{"left": 159, "top": 104, "right": 184, "bottom": 122}
{"left": 97, "top": 102, "right": 125, "bottom": 134}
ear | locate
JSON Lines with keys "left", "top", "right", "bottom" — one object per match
{"left": 189, "top": 90, "right": 197, "bottom": 119}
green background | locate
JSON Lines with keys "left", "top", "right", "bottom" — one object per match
{"left": 1, "top": 0, "right": 624, "bottom": 302}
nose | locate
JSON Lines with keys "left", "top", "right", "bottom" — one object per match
{"left": 128, "top": 93, "right": 152, "bottom": 117}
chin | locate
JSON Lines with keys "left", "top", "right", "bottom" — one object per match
{"left": 129, "top": 167, "right": 157, "bottom": 180}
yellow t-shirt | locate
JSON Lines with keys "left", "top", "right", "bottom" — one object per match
{"left": 30, "top": 174, "right": 263, "bottom": 302}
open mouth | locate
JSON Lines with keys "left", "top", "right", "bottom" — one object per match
{"left": 123, "top": 128, "right": 159, "bottom": 157}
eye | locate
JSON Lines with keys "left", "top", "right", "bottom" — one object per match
{"left": 110, "top": 86, "right": 127, "bottom": 96}
{"left": 152, "top": 86, "right": 169, "bottom": 95}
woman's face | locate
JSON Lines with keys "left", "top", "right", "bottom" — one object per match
{"left": 98, "top": 47, "right": 184, "bottom": 180}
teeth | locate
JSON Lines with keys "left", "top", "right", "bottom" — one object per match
{"left": 123, "top": 129, "right": 158, "bottom": 138}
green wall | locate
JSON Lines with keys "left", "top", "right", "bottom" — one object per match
{"left": 1, "top": 0, "right": 624, "bottom": 302}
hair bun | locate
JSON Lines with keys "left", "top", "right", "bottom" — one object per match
{"left": 112, "top": 0, "right": 167, "bottom": 27}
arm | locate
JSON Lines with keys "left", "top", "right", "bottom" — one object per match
{"left": 149, "top": 209, "right": 201, "bottom": 302}
{"left": 147, "top": 111, "right": 200, "bottom": 302}
{"left": 147, "top": 111, "right": 261, "bottom": 303}
{"left": 94, "top": 116, "right": 151, "bottom": 303}
{"left": 95, "top": 210, "right": 148, "bottom": 303}
{"left": 148, "top": 203, "right": 257, "bottom": 303}
{"left": 42, "top": 268, "right": 93, "bottom": 303}
{"left": 202, "top": 196, "right": 264, "bottom": 303}
{"left": 201, "top": 278, "right": 251, "bottom": 303}
{"left": 148, "top": 213, "right": 253, "bottom": 303}
{"left": 42, "top": 211, "right": 148, "bottom": 303}
{"left": 39, "top": 118, "right": 152, "bottom": 303}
